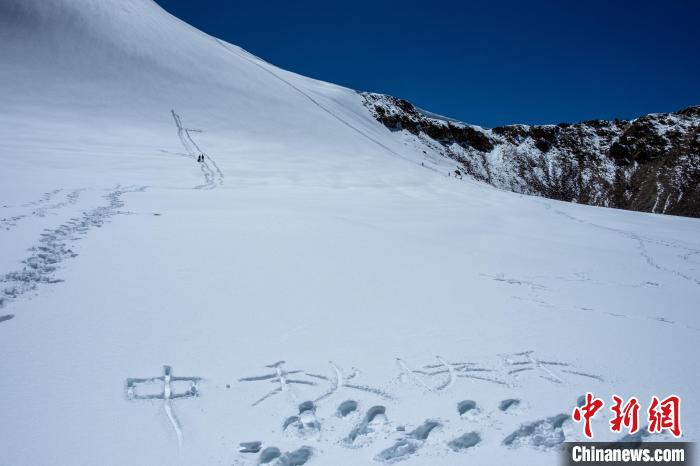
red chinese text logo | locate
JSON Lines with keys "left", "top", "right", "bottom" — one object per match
{"left": 572, "top": 393, "right": 681, "bottom": 439}
{"left": 648, "top": 395, "right": 681, "bottom": 437}
{"left": 572, "top": 392, "right": 604, "bottom": 438}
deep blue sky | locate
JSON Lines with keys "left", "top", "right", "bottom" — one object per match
{"left": 155, "top": 0, "right": 699, "bottom": 127}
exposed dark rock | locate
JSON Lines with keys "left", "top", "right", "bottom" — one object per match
{"left": 362, "top": 92, "right": 700, "bottom": 218}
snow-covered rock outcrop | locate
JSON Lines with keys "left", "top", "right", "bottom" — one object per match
{"left": 363, "top": 93, "right": 700, "bottom": 217}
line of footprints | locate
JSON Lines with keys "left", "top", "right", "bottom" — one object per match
{"left": 235, "top": 396, "right": 572, "bottom": 465}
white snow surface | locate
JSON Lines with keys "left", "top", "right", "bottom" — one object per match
{"left": 0, "top": 1, "right": 699, "bottom": 465}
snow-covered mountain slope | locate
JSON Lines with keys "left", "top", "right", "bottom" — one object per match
{"left": 1, "top": 1, "right": 699, "bottom": 466}
{"left": 363, "top": 93, "right": 700, "bottom": 217}
{"left": 0, "top": 0, "right": 435, "bottom": 194}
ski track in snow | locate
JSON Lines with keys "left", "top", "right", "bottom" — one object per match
{"left": 0, "top": 186, "right": 146, "bottom": 309}
{"left": 170, "top": 110, "right": 224, "bottom": 189}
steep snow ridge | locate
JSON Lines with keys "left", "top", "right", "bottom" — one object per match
{"left": 363, "top": 92, "right": 700, "bottom": 217}
{"left": 0, "top": 0, "right": 298, "bottom": 91}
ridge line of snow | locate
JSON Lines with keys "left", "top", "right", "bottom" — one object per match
{"left": 213, "top": 38, "right": 438, "bottom": 171}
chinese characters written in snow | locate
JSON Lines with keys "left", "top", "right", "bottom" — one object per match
{"left": 125, "top": 352, "right": 605, "bottom": 447}
{"left": 572, "top": 393, "right": 682, "bottom": 439}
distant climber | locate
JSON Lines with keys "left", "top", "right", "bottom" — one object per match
{"left": 454, "top": 169, "right": 463, "bottom": 179}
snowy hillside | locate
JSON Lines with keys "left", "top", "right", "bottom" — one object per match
{"left": 1, "top": 1, "right": 699, "bottom": 465}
